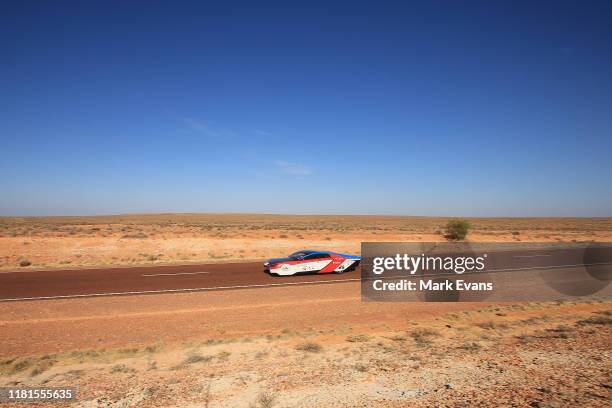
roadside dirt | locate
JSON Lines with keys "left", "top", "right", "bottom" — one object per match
{"left": 0, "top": 282, "right": 489, "bottom": 357}
{"left": 1, "top": 297, "right": 609, "bottom": 407}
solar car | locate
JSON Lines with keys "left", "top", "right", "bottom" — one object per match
{"left": 264, "top": 250, "right": 360, "bottom": 276}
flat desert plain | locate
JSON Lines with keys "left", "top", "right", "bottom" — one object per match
{"left": 0, "top": 214, "right": 610, "bottom": 407}
{"left": 1, "top": 214, "right": 611, "bottom": 270}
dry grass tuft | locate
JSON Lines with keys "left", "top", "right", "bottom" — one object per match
{"left": 388, "top": 334, "right": 407, "bottom": 342}
{"left": 457, "top": 341, "right": 482, "bottom": 352}
{"left": 295, "top": 342, "right": 322, "bottom": 353}
{"left": 410, "top": 328, "right": 440, "bottom": 346}
{"left": 346, "top": 334, "right": 371, "bottom": 343}
{"left": 173, "top": 353, "right": 212, "bottom": 369}
{"left": 577, "top": 316, "right": 612, "bottom": 325}
{"left": 121, "top": 232, "right": 148, "bottom": 239}
{"left": 110, "top": 364, "right": 136, "bottom": 374}
{"left": 594, "top": 310, "right": 612, "bottom": 317}
{"left": 475, "top": 320, "right": 509, "bottom": 330}
{"left": 253, "top": 392, "right": 276, "bottom": 408}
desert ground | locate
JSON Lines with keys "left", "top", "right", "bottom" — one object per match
{"left": 0, "top": 291, "right": 610, "bottom": 407}
{"left": 0, "top": 214, "right": 610, "bottom": 407}
{"left": 1, "top": 214, "right": 611, "bottom": 270}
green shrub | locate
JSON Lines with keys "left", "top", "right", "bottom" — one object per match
{"left": 445, "top": 219, "right": 470, "bottom": 241}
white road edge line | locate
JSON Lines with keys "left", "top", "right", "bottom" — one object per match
{"left": 365, "top": 262, "right": 610, "bottom": 279}
{"left": 142, "top": 271, "right": 210, "bottom": 277}
{"left": 0, "top": 278, "right": 361, "bottom": 302}
{"left": 398, "top": 262, "right": 611, "bottom": 278}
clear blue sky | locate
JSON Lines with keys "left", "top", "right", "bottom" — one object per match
{"left": 1, "top": 1, "right": 611, "bottom": 216}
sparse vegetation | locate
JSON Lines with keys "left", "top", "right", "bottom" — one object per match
{"left": 457, "top": 341, "right": 482, "bottom": 352}
{"left": 1, "top": 214, "right": 609, "bottom": 269}
{"left": 595, "top": 310, "right": 612, "bottom": 316}
{"left": 253, "top": 392, "right": 276, "bottom": 408}
{"left": 0, "top": 298, "right": 610, "bottom": 407}
{"left": 515, "top": 334, "right": 534, "bottom": 343}
{"left": 29, "top": 366, "right": 45, "bottom": 377}
{"left": 410, "top": 328, "right": 440, "bottom": 346}
{"left": 294, "top": 342, "right": 322, "bottom": 353}
{"left": 144, "top": 344, "right": 162, "bottom": 353}
{"left": 121, "top": 232, "right": 148, "bottom": 239}
{"left": 445, "top": 219, "right": 470, "bottom": 240}
{"left": 346, "top": 334, "right": 371, "bottom": 343}
{"left": 64, "top": 369, "right": 84, "bottom": 379}
{"left": 173, "top": 353, "right": 212, "bottom": 369}
{"left": 577, "top": 316, "right": 612, "bottom": 325}
{"left": 202, "top": 383, "right": 212, "bottom": 408}
{"left": 475, "top": 320, "right": 509, "bottom": 330}
{"left": 11, "top": 358, "right": 34, "bottom": 373}
{"left": 388, "top": 334, "right": 407, "bottom": 342}
{"left": 111, "top": 364, "right": 136, "bottom": 374}
{"left": 547, "top": 324, "right": 574, "bottom": 333}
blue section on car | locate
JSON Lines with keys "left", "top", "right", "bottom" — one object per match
{"left": 300, "top": 250, "right": 360, "bottom": 259}
{"left": 329, "top": 252, "right": 360, "bottom": 259}
{"left": 265, "top": 250, "right": 361, "bottom": 265}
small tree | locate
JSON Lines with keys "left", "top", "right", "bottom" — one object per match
{"left": 445, "top": 219, "right": 470, "bottom": 241}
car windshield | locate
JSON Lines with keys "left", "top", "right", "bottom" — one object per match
{"left": 288, "top": 251, "right": 312, "bottom": 259}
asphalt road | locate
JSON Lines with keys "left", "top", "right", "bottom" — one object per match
{"left": 0, "top": 262, "right": 361, "bottom": 301}
{"left": 0, "top": 245, "right": 609, "bottom": 301}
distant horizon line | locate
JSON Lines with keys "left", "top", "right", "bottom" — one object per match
{"left": 0, "top": 212, "right": 610, "bottom": 219}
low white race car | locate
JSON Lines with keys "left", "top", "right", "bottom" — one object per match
{"left": 264, "top": 250, "right": 360, "bottom": 276}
